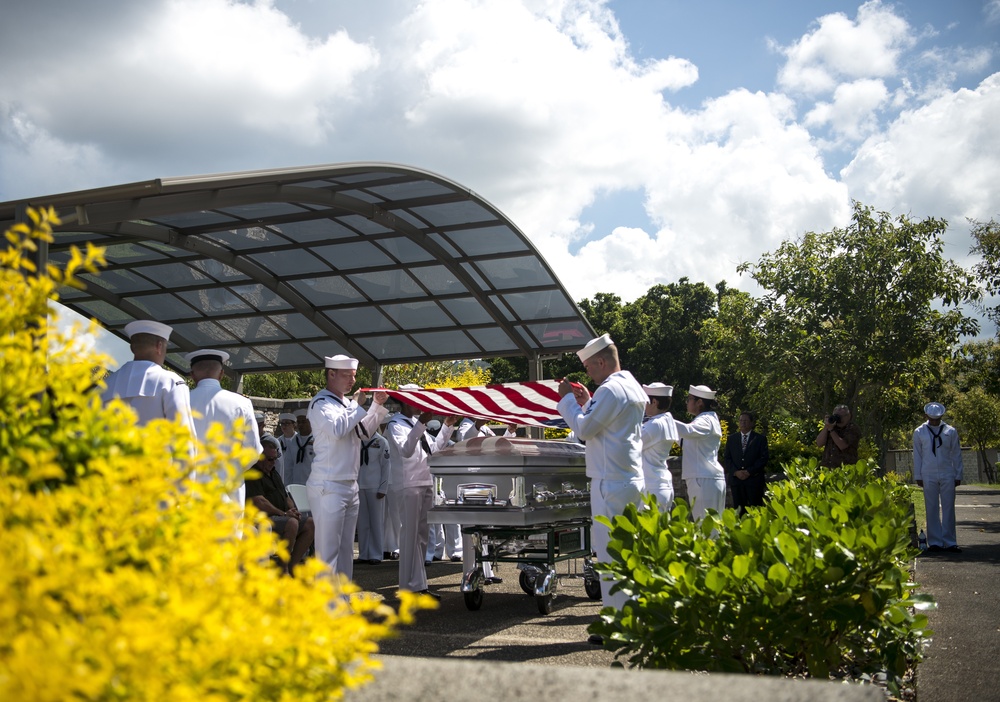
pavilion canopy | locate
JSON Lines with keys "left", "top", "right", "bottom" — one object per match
{"left": 0, "top": 163, "right": 595, "bottom": 377}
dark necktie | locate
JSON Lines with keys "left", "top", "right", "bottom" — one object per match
{"left": 928, "top": 425, "right": 943, "bottom": 455}
{"left": 360, "top": 437, "right": 377, "bottom": 465}
{"left": 741, "top": 433, "right": 748, "bottom": 453}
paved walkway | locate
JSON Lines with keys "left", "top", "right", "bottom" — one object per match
{"left": 913, "top": 485, "right": 1000, "bottom": 702}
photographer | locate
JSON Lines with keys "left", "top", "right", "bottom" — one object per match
{"left": 815, "top": 404, "right": 862, "bottom": 467}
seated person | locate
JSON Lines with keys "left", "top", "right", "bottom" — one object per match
{"left": 246, "top": 437, "right": 314, "bottom": 576}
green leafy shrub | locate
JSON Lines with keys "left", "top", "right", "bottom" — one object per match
{"left": 591, "top": 457, "right": 932, "bottom": 690}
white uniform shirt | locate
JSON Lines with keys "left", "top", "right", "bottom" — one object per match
{"left": 190, "top": 379, "right": 262, "bottom": 458}
{"left": 102, "top": 359, "right": 196, "bottom": 434}
{"left": 358, "top": 432, "right": 391, "bottom": 493}
{"left": 277, "top": 430, "right": 298, "bottom": 483}
{"left": 557, "top": 370, "right": 646, "bottom": 482}
{"left": 386, "top": 414, "right": 455, "bottom": 488}
{"left": 306, "top": 389, "right": 388, "bottom": 483}
{"left": 913, "top": 421, "right": 963, "bottom": 482}
{"left": 641, "top": 412, "right": 679, "bottom": 485}
{"left": 675, "top": 411, "right": 725, "bottom": 480}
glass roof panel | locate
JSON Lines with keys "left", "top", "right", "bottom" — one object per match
{"left": 272, "top": 218, "right": 358, "bottom": 243}
{"left": 336, "top": 214, "right": 392, "bottom": 235}
{"left": 124, "top": 293, "right": 202, "bottom": 320}
{"left": 289, "top": 276, "right": 363, "bottom": 305}
{"left": 311, "top": 240, "right": 394, "bottom": 270}
{"left": 171, "top": 321, "right": 239, "bottom": 346}
{"left": 348, "top": 270, "right": 422, "bottom": 301}
{"left": 468, "top": 327, "right": 519, "bottom": 353}
{"left": 411, "top": 200, "right": 495, "bottom": 227}
{"left": 501, "top": 290, "right": 575, "bottom": 320}
{"left": 474, "top": 256, "right": 554, "bottom": 290}
{"left": 355, "top": 334, "right": 423, "bottom": 359}
{"left": 231, "top": 284, "right": 293, "bottom": 310}
{"left": 80, "top": 269, "right": 158, "bottom": 294}
{"left": 408, "top": 265, "right": 466, "bottom": 295}
{"left": 411, "top": 330, "right": 481, "bottom": 356}
{"left": 134, "top": 262, "right": 212, "bottom": 287}
{"left": 176, "top": 288, "right": 254, "bottom": 314}
{"left": 326, "top": 307, "right": 396, "bottom": 335}
{"left": 216, "top": 203, "right": 308, "bottom": 218}
{"left": 380, "top": 301, "right": 453, "bottom": 329}
{"left": 445, "top": 225, "right": 530, "bottom": 257}
{"left": 439, "top": 297, "right": 494, "bottom": 325}
{"left": 103, "top": 242, "right": 170, "bottom": 263}
{"left": 76, "top": 300, "right": 132, "bottom": 325}
{"left": 459, "top": 262, "right": 489, "bottom": 291}
{"left": 189, "top": 259, "right": 251, "bottom": 282}
{"left": 303, "top": 340, "right": 350, "bottom": 361}
{"left": 149, "top": 210, "right": 238, "bottom": 228}
{"left": 369, "top": 180, "right": 453, "bottom": 199}
{"left": 200, "top": 226, "right": 287, "bottom": 251}
{"left": 529, "top": 321, "right": 591, "bottom": 348}
{"left": 248, "top": 249, "right": 329, "bottom": 276}
{"left": 376, "top": 237, "right": 435, "bottom": 264}
{"left": 264, "top": 313, "right": 326, "bottom": 339}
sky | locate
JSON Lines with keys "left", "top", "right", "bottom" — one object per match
{"left": 2, "top": 0, "right": 998, "bottom": 347}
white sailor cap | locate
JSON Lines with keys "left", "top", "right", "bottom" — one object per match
{"left": 924, "top": 402, "right": 945, "bottom": 419}
{"left": 398, "top": 383, "right": 423, "bottom": 391}
{"left": 183, "top": 348, "right": 230, "bottom": 366}
{"left": 642, "top": 382, "right": 674, "bottom": 398}
{"left": 426, "top": 419, "right": 442, "bottom": 431}
{"left": 688, "top": 384, "right": 716, "bottom": 400}
{"left": 577, "top": 333, "right": 613, "bottom": 362}
{"left": 293, "top": 409, "right": 308, "bottom": 418}
{"left": 124, "top": 320, "right": 173, "bottom": 340}
{"left": 278, "top": 413, "right": 297, "bottom": 422}
{"left": 325, "top": 354, "right": 359, "bottom": 370}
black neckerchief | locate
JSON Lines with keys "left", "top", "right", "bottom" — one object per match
{"left": 928, "top": 424, "right": 944, "bottom": 455}
{"left": 403, "top": 416, "right": 432, "bottom": 454}
{"left": 360, "top": 437, "right": 378, "bottom": 465}
{"left": 294, "top": 433, "right": 313, "bottom": 464}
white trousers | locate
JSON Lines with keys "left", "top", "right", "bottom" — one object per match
{"left": 399, "top": 486, "right": 433, "bottom": 592}
{"left": 357, "top": 488, "right": 385, "bottom": 561}
{"left": 308, "top": 479, "right": 358, "bottom": 581}
{"left": 923, "top": 476, "right": 958, "bottom": 548}
{"left": 426, "top": 523, "right": 463, "bottom": 560}
{"left": 686, "top": 477, "right": 726, "bottom": 520}
{"left": 591, "top": 478, "right": 644, "bottom": 610}
{"left": 383, "top": 486, "right": 402, "bottom": 554}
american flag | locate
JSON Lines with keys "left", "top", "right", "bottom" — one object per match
{"left": 364, "top": 380, "right": 571, "bottom": 428}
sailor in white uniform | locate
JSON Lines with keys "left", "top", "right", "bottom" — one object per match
{"left": 306, "top": 355, "right": 388, "bottom": 581}
{"left": 557, "top": 334, "right": 646, "bottom": 619}
{"left": 675, "top": 385, "right": 726, "bottom": 520}
{"left": 913, "top": 402, "right": 963, "bottom": 552}
{"left": 186, "top": 349, "right": 262, "bottom": 508}
{"left": 357, "top": 430, "right": 391, "bottom": 564}
{"left": 287, "top": 409, "right": 314, "bottom": 486}
{"left": 640, "top": 382, "right": 678, "bottom": 509}
{"left": 101, "top": 320, "right": 196, "bottom": 444}
{"left": 385, "top": 385, "right": 458, "bottom": 599}
{"left": 275, "top": 412, "right": 299, "bottom": 483}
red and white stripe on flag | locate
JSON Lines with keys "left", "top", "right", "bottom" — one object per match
{"left": 364, "top": 380, "right": 568, "bottom": 428}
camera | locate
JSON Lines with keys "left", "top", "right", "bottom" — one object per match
{"left": 827, "top": 413, "right": 841, "bottom": 424}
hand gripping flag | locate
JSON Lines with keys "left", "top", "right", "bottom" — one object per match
{"left": 364, "top": 380, "right": 571, "bottom": 428}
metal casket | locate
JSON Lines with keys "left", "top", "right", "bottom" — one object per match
{"left": 429, "top": 436, "right": 590, "bottom": 527}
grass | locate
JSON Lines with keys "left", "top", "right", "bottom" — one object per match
{"left": 907, "top": 485, "right": 926, "bottom": 533}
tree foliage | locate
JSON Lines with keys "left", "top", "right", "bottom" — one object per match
{"left": 707, "top": 201, "right": 981, "bottom": 462}
{"left": 0, "top": 209, "right": 430, "bottom": 700}
{"left": 969, "top": 217, "right": 1000, "bottom": 326}
{"left": 950, "top": 387, "right": 1000, "bottom": 483}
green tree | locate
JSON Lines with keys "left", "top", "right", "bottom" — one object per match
{"left": 949, "top": 387, "right": 1000, "bottom": 483}
{"left": 708, "top": 202, "right": 981, "bottom": 464}
{"left": 970, "top": 217, "right": 1000, "bottom": 326}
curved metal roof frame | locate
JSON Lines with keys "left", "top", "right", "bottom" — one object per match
{"left": 0, "top": 163, "right": 595, "bottom": 377}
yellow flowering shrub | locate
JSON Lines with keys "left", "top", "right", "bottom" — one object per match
{"left": 0, "top": 208, "right": 430, "bottom": 701}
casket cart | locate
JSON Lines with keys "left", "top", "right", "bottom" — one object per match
{"left": 428, "top": 437, "right": 602, "bottom": 614}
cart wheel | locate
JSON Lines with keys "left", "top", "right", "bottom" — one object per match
{"left": 463, "top": 588, "right": 484, "bottom": 611}
{"left": 535, "top": 592, "right": 554, "bottom": 615}
{"left": 519, "top": 570, "right": 536, "bottom": 596}
{"left": 584, "top": 577, "right": 602, "bottom": 600}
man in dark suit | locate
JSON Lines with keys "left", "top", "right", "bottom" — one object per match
{"left": 723, "top": 412, "right": 769, "bottom": 515}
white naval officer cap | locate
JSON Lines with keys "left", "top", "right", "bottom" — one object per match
{"left": 325, "top": 354, "right": 359, "bottom": 370}
{"left": 642, "top": 382, "right": 674, "bottom": 397}
{"left": 183, "top": 348, "right": 230, "bottom": 366}
{"left": 293, "top": 409, "right": 308, "bottom": 418}
{"left": 923, "top": 402, "right": 945, "bottom": 418}
{"left": 688, "top": 384, "right": 716, "bottom": 400}
{"left": 278, "top": 412, "right": 297, "bottom": 422}
{"left": 398, "top": 383, "right": 423, "bottom": 390}
{"left": 577, "top": 333, "right": 614, "bottom": 362}
{"left": 124, "top": 319, "right": 173, "bottom": 340}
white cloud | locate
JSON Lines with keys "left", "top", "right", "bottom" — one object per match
{"left": 805, "top": 78, "right": 889, "bottom": 141}
{"left": 776, "top": 0, "right": 914, "bottom": 95}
